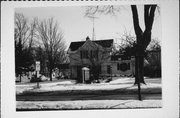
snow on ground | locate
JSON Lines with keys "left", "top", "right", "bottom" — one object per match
{"left": 41, "top": 84, "right": 129, "bottom": 91}
{"left": 16, "top": 78, "right": 161, "bottom": 95}
{"left": 16, "top": 83, "right": 130, "bottom": 94}
{"left": 16, "top": 100, "right": 162, "bottom": 110}
{"left": 16, "top": 80, "right": 76, "bottom": 94}
{"left": 109, "top": 77, "right": 134, "bottom": 84}
{"left": 128, "top": 83, "right": 161, "bottom": 89}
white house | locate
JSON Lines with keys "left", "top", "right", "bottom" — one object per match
{"left": 68, "top": 36, "right": 135, "bottom": 82}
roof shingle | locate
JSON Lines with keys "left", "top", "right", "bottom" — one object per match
{"left": 69, "top": 39, "right": 113, "bottom": 51}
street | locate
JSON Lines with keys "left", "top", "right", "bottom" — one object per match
{"left": 17, "top": 93, "right": 161, "bottom": 101}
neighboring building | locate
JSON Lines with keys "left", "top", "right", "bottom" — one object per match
{"left": 145, "top": 50, "right": 161, "bottom": 66}
{"left": 68, "top": 36, "right": 135, "bottom": 82}
{"left": 110, "top": 54, "right": 135, "bottom": 77}
{"left": 144, "top": 50, "right": 161, "bottom": 77}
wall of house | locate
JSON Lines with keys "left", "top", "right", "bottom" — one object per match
{"left": 69, "top": 40, "right": 112, "bottom": 79}
{"left": 100, "top": 58, "right": 135, "bottom": 77}
{"left": 69, "top": 51, "right": 82, "bottom": 66}
{"left": 69, "top": 40, "right": 111, "bottom": 66}
{"left": 112, "top": 60, "right": 134, "bottom": 76}
{"left": 70, "top": 66, "right": 77, "bottom": 79}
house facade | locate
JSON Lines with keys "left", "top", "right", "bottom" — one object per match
{"left": 110, "top": 54, "right": 135, "bottom": 77}
{"left": 68, "top": 37, "right": 113, "bottom": 81}
{"left": 68, "top": 37, "right": 135, "bottom": 82}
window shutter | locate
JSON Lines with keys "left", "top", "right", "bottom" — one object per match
{"left": 80, "top": 51, "right": 82, "bottom": 59}
{"left": 90, "top": 50, "right": 93, "bottom": 58}
{"left": 96, "top": 50, "right": 98, "bottom": 59}
{"left": 117, "top": 63, "right": 119, "bottom": 70}
{"left": 86, "top": 50, "right": 88, "bottom": 58}
{"left": 127, "top": 63, "right": 130, "bottom": 70}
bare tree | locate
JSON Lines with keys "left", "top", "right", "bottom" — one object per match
{"left": 131, "top": 5, "right": 157, "bottom": 86}
{"left": 15, "top": 13, "right": 29, "bottom": 47}
{"left": 85, "top": 5, "right": 157, "bottom": 100}
{"left": 28, "top": 18, "right": 38, "bottom": 50}
{"left": 15, "top": 13, "right": 37, "bottom": 82}
{"left": 117, "top": 31, "right": 136, "bottom": 55}
{"left": 147, "top": 38, "right": 161, "bottom": 51}
{"left": 36, "top": 18, "right": 66, "bottom": 81}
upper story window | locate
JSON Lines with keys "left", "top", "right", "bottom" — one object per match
{"left": 80, "top": 50, "right": 98, "bottom": 59}
{"left": 80, "top": 50, "right": 88, "bottom": 59}
{"left": 90, "top": 50, "right": 98, "bottom": 59}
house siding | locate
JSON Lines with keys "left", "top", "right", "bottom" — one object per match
{"left": 68, "top": 39, "right": 112, "bottom": 80}
{"left": 99, "top": 58, "right": 135, "bottom": 77}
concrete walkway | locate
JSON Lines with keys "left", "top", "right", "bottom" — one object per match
{"left": 17, "top": 100, "right": 162, "bottom": 111}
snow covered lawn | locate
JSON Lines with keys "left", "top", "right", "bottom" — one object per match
{"left": 16, "top": 78, "right": 161, "bottom": 95}
{"left": 16, "top": 100, "right": 162, "bottom": 110}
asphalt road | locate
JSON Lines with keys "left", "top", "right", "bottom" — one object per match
{"left": 17, "top": 93, "right": 161, "bottom": 101}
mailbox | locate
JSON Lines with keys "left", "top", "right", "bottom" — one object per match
{"left": 82, "top": 67, "right": 90, "bottom": 83}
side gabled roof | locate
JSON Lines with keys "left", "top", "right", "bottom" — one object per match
{"left": 93, "top": 39, "right": 113, "bottom": 48}
{"left": 69, "top": 41, "right": 85, "bottom": 51}
{"left": 69, "top": 39, "right": 113, "bottom": 51}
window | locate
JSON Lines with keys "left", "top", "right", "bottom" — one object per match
{"left": 80, "top": 50, "right": 88, "bottom": 59}
{"left": 90, "top": 50, "right": 98, "bottom": 59}
{"left": 117, "top": 63, "right": 120, "bottom": 70}
{"left": 80, "top": 50, "right": 98, "bottom": 59}
{"left": 117, "top": 62, "right": 131, "bottom": 71}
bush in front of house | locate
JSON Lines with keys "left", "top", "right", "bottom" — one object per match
{"left": 144, "top": 65, "right": 161, "bottom": 78}
{"left": 30, "top": 75, "right": 42, "bottom": 83}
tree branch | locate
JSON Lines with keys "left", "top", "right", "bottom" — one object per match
{"left": 131, "top": 5, "right": 143, "bottom": 36}
{"left": 144, "top": 5, "right": 151, "bottom": 29}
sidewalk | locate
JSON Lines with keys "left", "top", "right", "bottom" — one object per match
{"left": 17, "top": 100, "right": 162, "bottom": 111}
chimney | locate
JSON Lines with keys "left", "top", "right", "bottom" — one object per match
{"left": 86, "top": 36, "right": 90, "bottom": 41}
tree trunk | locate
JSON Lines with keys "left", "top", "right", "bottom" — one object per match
{"left": 131, "top": 5, "right": 156, "bottom": 85}
{"left": 131, "top": 5, "right": 156, "bottom": 100}
{"left": 49, "top": 67, "right": 53, "bottom": 81}
{"left": 134, "top": 55, "right": 145, "bottom": 84}
{"left": 134, "top": 51, "right": 145, "bottom": 101}
{"left": 19, "top": 73, "right": 22, "bottom": 82}
{"left": 48, "top": 54, "right": 53, "bottom": 81}
{"left": 136, "top": 56, "right": 142, "bottom": 100}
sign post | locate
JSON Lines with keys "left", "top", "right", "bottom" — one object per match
{"left": 35, "top": 61, "right": 40, "bottom": 88}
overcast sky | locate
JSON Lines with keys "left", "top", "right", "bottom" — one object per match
{"left": 15, "top": 5, "right": 161, "bottom": 49}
